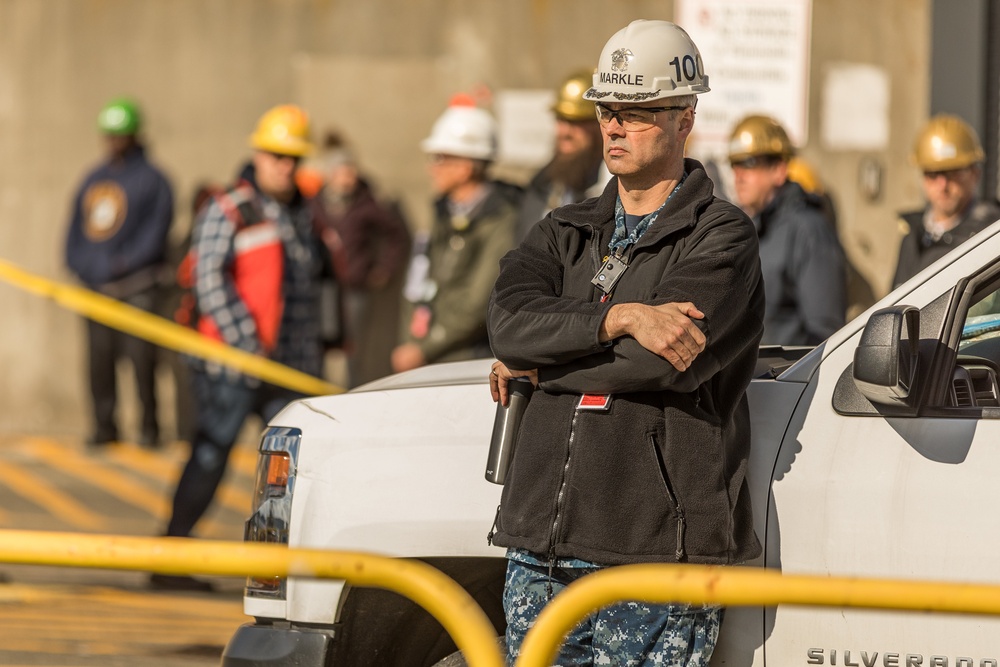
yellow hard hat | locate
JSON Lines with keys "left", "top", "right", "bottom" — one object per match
{"left": 553, "top": 70, "right": 596, "bottom": 122}
{"left": 786, "top": 157, "right": 824, "bottom": 195}
{"left": 911, "top": 114, "right": 983, "bottom": 171}
{"left": 728, "top": 115, "right": 794, "bottom": 163}
{"left": 249, "top": 105, "right": 314, "bottom": 157}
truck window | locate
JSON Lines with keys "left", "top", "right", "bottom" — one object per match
{"left": 962, "top": 289, "right": 1000, "bottom": 344}
{"left": 953, "top": 282, "right": 1000, "bottom": 408}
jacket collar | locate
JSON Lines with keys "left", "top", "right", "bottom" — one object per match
{"left": 551, "top": 158, "right": 717, "bottom": 246}
{"left": 756, "top": 180, "right": 807, "bottom": 236}
{"left": 237, "top": 162, "right": 306, "bottom": 209}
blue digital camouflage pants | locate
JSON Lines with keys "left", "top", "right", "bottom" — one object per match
{"left": 503, "top": 558, "right": 722, "bottom": 666}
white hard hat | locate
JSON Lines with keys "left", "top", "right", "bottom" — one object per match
{"left": 584, "top": 20, "right": 710, "bottom": 103}
{"left": 421, "top": 105, "right": 498, "bottom": 161}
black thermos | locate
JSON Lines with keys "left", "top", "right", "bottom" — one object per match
{"left": 485, "top": 377, "right": 534, "bottom": 485}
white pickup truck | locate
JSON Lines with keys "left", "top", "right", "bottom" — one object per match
{"left": 222, "top": 221, "right": 1000, "bottom": 667}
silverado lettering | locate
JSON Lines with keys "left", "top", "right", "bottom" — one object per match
{"left": 807, "top": 649, "right": 999, "bottom": 667}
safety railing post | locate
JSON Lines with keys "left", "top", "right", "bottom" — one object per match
{"left": 0, "top": 530, "right": 503, "bottom": 667}
{"left": 0, "top": 259, "right": 342, "bottom": 396}
{"left": 514, "top": 563, "right": 1000, "bottom": 667}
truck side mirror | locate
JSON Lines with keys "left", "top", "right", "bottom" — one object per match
{"left": 853, "top": 306, "right": 920, "bottom": 406}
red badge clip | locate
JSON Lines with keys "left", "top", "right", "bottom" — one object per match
{"left": 576, "top": 394, "right": 612, "bottom": 411}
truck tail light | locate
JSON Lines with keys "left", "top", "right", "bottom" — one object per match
{"left": 244, "top": 427, "right": 301, "bottom": 600}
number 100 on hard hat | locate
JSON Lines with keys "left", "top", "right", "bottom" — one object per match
{"left": 584, "top": 19, "right": 710, "bottom": 103}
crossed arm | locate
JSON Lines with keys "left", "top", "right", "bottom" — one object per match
{"left": 487, "top": 210, "right": 762, "bottom": 406}
{"left": 489, "top": 300, "right": 706, "bottom": 405}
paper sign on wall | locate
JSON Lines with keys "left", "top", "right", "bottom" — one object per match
{"left": 675, "top": 0, "right": 812, "bottom": 158}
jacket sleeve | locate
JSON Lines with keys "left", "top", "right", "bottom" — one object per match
{"left": 789, "top": 214, "right": 847, "bottom": 344}
{"left": 64, "top": 181, "right": 93, "bottom": 281}
{"left": 493, "top": 209, "right": 764, "bottom": 394}
{"left": 488, "top": 216, "right": 615, "bottom": 369}
{"left": 194, "top": 201, "right": 262, "bottom": 355}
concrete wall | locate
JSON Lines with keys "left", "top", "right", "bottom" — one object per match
{"left": 0, "top": 0, "right": 931, "bottom": 438}
{"left": 804, "top": 0, "right": 930, "bottom": 301}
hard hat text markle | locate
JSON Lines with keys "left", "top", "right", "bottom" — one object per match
{"left": 600, "top": 72, "right": 645, "bottom": 86}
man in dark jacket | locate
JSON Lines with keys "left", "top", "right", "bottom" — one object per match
{"left": 728, "top": 115, "right": 846, "bottom": 345}
{"left": 893, "top": 114, "right": 1000, "bottom": 288}
{"left": 488, "top": 20, "right": 764, "bottom": 666}
{"left": 64, "top": 98, "right": 173, "bottom": 448}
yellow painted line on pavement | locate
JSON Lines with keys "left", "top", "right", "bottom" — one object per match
{"left": 0, "top": 583, "right": 242, "bottom": 622}
{"left": 230, "top": 445, "right": 259, "bottom": 477}
{"left": 7, "top": 610, "right": 240, "bottom": 632}
{"left": 0, "top": 462, "right": 107, "bottom": 531}
{"left": 0, "top": 259, "right": 343, "bottom": 397}
{"left": 215, "top": 479, "right": 252, "bottom": 517}
{"left": 19, "top": 436, "right": 243, "bottom": 538}
{"left": 102, "top": 443, "right": 251, "bottom": 517}
{"left": 25, "top": 437, "right": 171, "bottom": 521}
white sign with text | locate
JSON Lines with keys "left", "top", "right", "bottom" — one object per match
{"left": 675, "top": 0, "right": 813, "bottom": 158}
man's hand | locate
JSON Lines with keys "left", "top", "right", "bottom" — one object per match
{"left": 600, "top": 302, "right": 706, "bottom": 372}
{"left": 391, "top": 343, "right": 426, "bottom": 373}
{"left": 489, "top": 362, "right": 539, "bottom": 406}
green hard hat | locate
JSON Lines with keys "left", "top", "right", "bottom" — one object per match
{"left": 97, "top": 98, "right": 141, "bottom": 135}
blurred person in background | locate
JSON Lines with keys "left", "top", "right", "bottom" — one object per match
{"left": 516, "top": 70, "right": 610, "bottom": 242}
{"left": 728, "top": 114, "right": 846, "bottom": 345}
{"left": 391, "top": 97, "right": 521, "bottom": 373}
{"left": 785, "top": 157, "right": 876, "bottom": 321}
{"left": 893, "top": 114, "right": 1000, "bottom": 288}
{"left": 152, "top": 105, "right": 331, "bottom": 591}
{"left": 64, "top": 98, "right": 174, "bottom": 449}
{"left": 312, "top": 133, "right": 411, "bottom": 387}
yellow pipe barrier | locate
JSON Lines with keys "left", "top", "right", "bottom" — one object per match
{"left": 515, "top": 563, "right": 1000, "bottom": 666}
{"left": 0, "top": 259, "right": 342, "bottom": 396}
{"left": 0, "top": 530, "right": 503, "bottom": 667}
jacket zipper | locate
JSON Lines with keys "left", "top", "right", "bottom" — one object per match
{"left": 544, "top": 408, "right": 581, "bottom": 598}
{"left": 650, "top": 434, "right": 687, "bottom": 562}
{"left": 486, "top": 505, "right": 501, "bottom": 546}
{"left": 552, "top": 224, "right": 597, "bottom": 553}
{"left": 588, "top": 224, "right": 602, "bottom": 273}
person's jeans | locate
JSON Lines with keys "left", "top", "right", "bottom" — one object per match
{"left": 165, "top": 371, "right": 302, "bottom": 537}
{"left": 503, "top": 558, "right": 722, "bottom": 666}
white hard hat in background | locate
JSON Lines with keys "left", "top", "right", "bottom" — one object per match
{"left": 584, "top": 19, "right": 710, "bottom": 103}
{"left": 421, "top": 105, "right": 498, "bottom": 161}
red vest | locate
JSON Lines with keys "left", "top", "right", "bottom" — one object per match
{"left": 197, "top": 182, "right": 285, "bottom": 354}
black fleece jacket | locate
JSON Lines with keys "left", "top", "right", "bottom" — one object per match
{"left": 487, "top": 159, "right": 764, "bottom": 566}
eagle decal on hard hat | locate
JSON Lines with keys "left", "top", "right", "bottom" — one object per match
{"left": 611, "top": 48, "right": 633, "bottom": 72}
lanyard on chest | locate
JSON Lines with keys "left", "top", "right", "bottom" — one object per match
{"left": 590, "top": 248, "right": 630, "bottom": 303}
{"left": 589, "top": 175, "right": 686, "bottom": 303}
